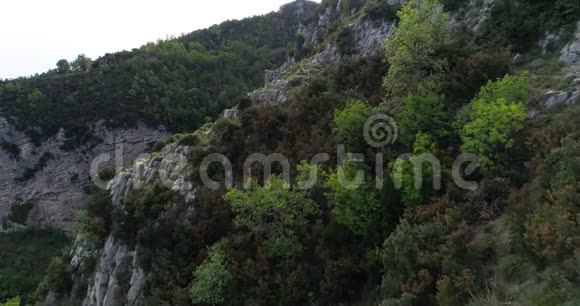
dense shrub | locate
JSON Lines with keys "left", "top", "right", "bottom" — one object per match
{"left": 399, "top": 82, "right": 450, "bottom": 146}
{"left": 380, "top": 198, "right": 488, "bottom": 305}
{"left": 14, "top": 1, "right": 580, "bottom": 305}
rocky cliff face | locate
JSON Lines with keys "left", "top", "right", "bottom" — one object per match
{"left": 249, "top": 0, "right": 396, "bottom": 105}
{"left": 561, "top": 22, "right": 580, "bottom": 75}
{"left": 529, "top": 22, "right": 580, "bottom": 117}
{"left": 51, "top": 140, "right": 198, "bottom": 306}
{"left": 0, "top": 120, "right": 169, "bottom": 232}
{"left": 248, "top": 0, "right": 498, "bottom": 106}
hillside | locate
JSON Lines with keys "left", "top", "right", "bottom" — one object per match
{"left": 2, "top": 0, "right": 580, "bottom": 305}
{"left": 0, "top": 0, "right": 318, "bottom": 233}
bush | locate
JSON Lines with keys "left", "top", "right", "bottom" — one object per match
{"left": 7, "top": 202, "right": 34, "bottom": 225}
{"left": 325, "top": 161, "right": 383, "bottom": 236}
{"left": 225, "top": 176, "right": 320, "bottom": 238}
{"left": 0, "top": 140, "right": 20, "bottom": 159}
{"left": 1, "top": 296, "right": 20, "bottom": 306}
{"left": 478, "top": 0, "right": 579, "bottom": 52}
{"left": 446, "top": 52, "right": 511, "bottom": 108}
{"left": 391, "top": 132, "right": 438, "bottom": 206}
{"left": 400, "top": 82, "right": 450, "bottom": 146}
{"left": 176, "top": 133, "right": 199, "bottom": 146}
{"left": 43, "top": 255, "right": 73, "bottom": 293}
{"left": 332, "top": 101, "right": 373, "bottom": 151}
{"left": 190, "top": 240, "right": 233, "bottom": 305}
{"left": 363, "top": 0, "right": 400, "bottom": 21}
{"left": 460, "top": 74, "right": 529, "bottom": 172}
{"left": 380, "top": 197, "right": 486, "bottom": 305}
{"left": 73, "top": 192, "right": 113, "bottom": 247}
{"left": 337, "top": 26, "right": 356, "bottom": 56}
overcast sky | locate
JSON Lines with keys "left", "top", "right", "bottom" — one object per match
{"left": 0, "top": 0, "right": 319, "bottom": 80}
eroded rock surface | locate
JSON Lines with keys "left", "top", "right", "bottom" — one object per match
{"left": 0, "top": 120, "right": 169, "bottom": 232}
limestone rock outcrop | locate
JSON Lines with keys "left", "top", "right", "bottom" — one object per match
{"left": 0, "top": 120, "right": 169, "bottom": 232}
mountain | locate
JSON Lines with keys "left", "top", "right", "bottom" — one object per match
{"left": 2, "top": 0, "right": 580, "bottom": 305}
{"left": 0, "top": 0, "right": 318, "bottom": 233}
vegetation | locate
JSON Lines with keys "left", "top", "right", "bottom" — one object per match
{"left": 17, "top": 152, "right": 52, "bottom": 181}
{"left": 325, "top": 161, "right": 384, "bottom": 236}
{"left": 399, "top": 82, "right": 449, "bottom": 146}
{"left": 479, "top": 0, "right": 580, "bottom": 52}
{"left": 0, "top": 2, "right": 316, "bottom": 147}
{"left": 383, "top": 0, "right": 452, "bottom": 97}
{"left": 0, "top": 229, "right": 68, "bottom": 304}
{"left": 73, "top": 192, "right": 113, "bottom": 247}
{"left": 332, "top": 100, "right": 373, "bottom": 151}
{"left": 190, "top": 240, "right": 233, "bottom": 305}
{"left": 0, "top": 140, "right": 20, "bottom": 159}
{"left": 460, "top": 74, "right": 529, "bottom": 172}
{"left": 7, "top": 0, "right": 580, "bottom": 305}
{"left": 6, "top": 202, "right": 34, "bottom": 225}
{"left": 0, "top": 297, "right": 20, "bottom": 306}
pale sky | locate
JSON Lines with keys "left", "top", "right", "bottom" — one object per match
{"left": 0, "top": 0, "right": 319, "bottom": 80}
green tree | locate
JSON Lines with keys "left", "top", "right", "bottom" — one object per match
{"left": 1, "top": 296, "right": 20, "bottom": 306}
{"left": 190, "top": 240, "right": 233, "bottom": 305}
{"left": 43, "top": 255, "right": 72, "bottom": 292}
{"left": 475, "top": 72, "right": 529, "bottom": 106}
{"left": 325, "top": 161, "right": 383, "bottom": 235}
{"left": 461, "top": 98, "right": 525, "bottom": 170}
{"left": 55, "top": 59, "right": 70, "bottom": 74}
{"left": 333, "top": 101, "right": 372, "bottom": 151}
{"left": 391, "top": 132, "right": 438, "bottom": 206}
{"left": 383, "top": 0, "right": 451, "bottom": 97}
{"left": 400, "top": 82, "right": 449, "bottom": 145}
{"left": 225, "top": 177, "right": 320, "bottom": 239}
{"left": 70, "top": 54, "right": 92, "bottom": 73}
{"left": 460, "top": 74, "right": 529, "bottom": 171}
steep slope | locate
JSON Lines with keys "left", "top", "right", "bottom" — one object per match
{"left": 39, "top": 1, "right": 398, "bottom": 304}
{"left": 28, "top": 0, "right": 580, "bottom": 305}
